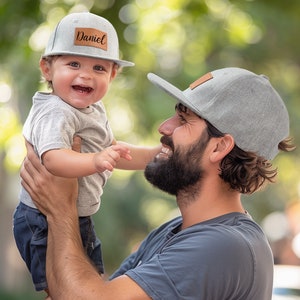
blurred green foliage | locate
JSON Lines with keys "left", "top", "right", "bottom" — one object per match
{"left": 1, "top": 0, "right": 300, "bottom": 298}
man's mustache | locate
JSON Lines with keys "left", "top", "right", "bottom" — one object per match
{"left": 160, "top": 135, "right": 174, "bottom": 151}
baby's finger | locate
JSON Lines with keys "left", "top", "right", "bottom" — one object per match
{"left": 102, "top": 160, "right": 114, "bottom": 172}
{"left": 111, "top": 145, "right": 131, "bottom": 159}
{"left": 120, "top": 152, "right": 132, "bottom": 161}
{"left": 111, "top": 144, "right": 130, "bottom": 154}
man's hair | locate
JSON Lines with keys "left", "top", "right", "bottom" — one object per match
{"left": 176, "top": 103, "right": 295, "bottom": 194}
{"left": 206, "top": 119, "right": 295, "bottom": 194}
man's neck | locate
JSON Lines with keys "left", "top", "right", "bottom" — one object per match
{"left": 177, "top": 181, "right": 245, "bottom": 230}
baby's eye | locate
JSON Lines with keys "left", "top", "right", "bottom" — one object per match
{"left": 69, "top": 61, "right": 80, "bottom": 68}
{"left": 94, "top": 65, "right": 105, "bottom": 71}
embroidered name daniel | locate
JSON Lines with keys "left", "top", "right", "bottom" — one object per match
{"left": 74, "top": 27, "right": 107, "bottom": 50}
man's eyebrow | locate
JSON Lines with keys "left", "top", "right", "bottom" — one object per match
{"left": 175, "top": 103, "right": 189, "bottom": 113}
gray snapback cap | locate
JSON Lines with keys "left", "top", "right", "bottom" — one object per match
{"left": 43, "top": 12, "right": 134, "bottom": 67}
{"left": 148, "top": 67, "right": 290, "bottom": 160}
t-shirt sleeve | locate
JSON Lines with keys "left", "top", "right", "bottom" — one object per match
{"left": 30, "top": 108, "right": 77, "bottom": 157}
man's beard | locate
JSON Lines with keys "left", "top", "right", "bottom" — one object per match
{"left": 144, "top": 131, "right": 210, "bottom": 196}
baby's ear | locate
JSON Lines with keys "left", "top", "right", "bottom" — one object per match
{"left": 210, "top": 135, "right": 235, "bottom": 163}
{"left": 110, "top": 64, "right": 119, "bottom": 81}
{"left": 39, "top": 58, "right": 52, "bottom": 80}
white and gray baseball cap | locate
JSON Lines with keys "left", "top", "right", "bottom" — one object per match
{"left": 148, "top": 67, "right": 290, "bottom": 160}
{"left": 43, "top": 12, "right": 134, "bottom": 67}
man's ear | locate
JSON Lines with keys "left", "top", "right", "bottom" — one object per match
{"left": 39, "top": 58, "right": 52, "bottom": 81}
{"left": 210, "top": 134, "right": 235, "bottom": 163}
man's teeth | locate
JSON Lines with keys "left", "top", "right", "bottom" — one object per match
{"left": 161, "top": 147, "right": 170, "bottom": 155}
{"left": 156, "top": 146, "right": 172, "bottom": 159}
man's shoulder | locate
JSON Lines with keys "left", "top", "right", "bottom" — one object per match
{"left": 170, "top": 213, "right": 266, "bottom": 253}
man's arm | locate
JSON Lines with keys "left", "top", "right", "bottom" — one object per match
{"left": 20, "top": 139, "right": 150, "bottom": 300}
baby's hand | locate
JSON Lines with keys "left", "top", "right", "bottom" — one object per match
{"left": 93, "top": 144, "right": 132, "bottom": 172}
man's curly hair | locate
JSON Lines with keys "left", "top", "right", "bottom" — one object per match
{"left": 206, "top": 120, "right": 295, "bottom": 194}
{"left": 176, "top": 103, "right": 295, "bottom": 194}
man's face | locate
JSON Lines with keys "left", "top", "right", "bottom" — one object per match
{"left": 144, "top": 106, "right": 211, "bottom": 196}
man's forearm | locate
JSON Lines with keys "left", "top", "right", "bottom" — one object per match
{"left": 46, "top": 212, "right": 150, "bottom": 300}
{"left": 46, "top": 213, "right": 104, "bottom": 299}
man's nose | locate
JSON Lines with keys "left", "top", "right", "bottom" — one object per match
{"left": 158, "top": 115, "right": 179, "bottom": 136}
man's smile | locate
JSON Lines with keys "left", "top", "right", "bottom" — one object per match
{"left": 156, "top": 145, "right": 172, "bottom": 160}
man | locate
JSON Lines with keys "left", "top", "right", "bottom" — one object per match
{"left": 20, "top": 67, "right": 294, "bottom": 299}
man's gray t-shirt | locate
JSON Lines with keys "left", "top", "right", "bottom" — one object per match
{"left": 111, "top": 212, "right": 273, "bottom": 299}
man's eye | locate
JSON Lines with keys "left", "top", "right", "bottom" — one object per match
{"left": 178, "top": 114, "right": 186, "bottom": 123}
{"left": 94, "top": 65, "right": 105, "bottom": 71}
{"left": 69, "top": 62, "right": 79, "bottom": 68}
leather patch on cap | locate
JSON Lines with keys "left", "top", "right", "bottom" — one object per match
{"left": 190, "top": 72, "right": 213, "bottom": 90}
{"left": 74, "top": 28, "right": 107, "bottom": 50}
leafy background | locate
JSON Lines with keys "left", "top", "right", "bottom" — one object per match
{"left": 0, "top": 0, "right": 300, "bottom": 298}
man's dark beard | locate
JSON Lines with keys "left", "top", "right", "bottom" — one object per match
{"left": 144, "top": 131, "right": 210, "bottom": 196}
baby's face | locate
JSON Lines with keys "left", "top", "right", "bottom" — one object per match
{"left": 41, "top": 55, "right": 117, "bottom": 109}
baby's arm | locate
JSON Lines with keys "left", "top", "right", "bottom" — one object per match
{"left": 42, "top": 144, "right": 132, "bottom": 178}
{"left": 115, "top": 141, "right": 161, "bottom": 170}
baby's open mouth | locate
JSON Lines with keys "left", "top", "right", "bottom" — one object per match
{"left": 72, "top": 85, "right": 93, "bottom": 93}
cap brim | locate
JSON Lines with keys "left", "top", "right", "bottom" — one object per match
{"left": 113, "top": 59, "right": 135, "bottom": 67}
{"left": 42, "top": 51, "right": 134, "bottom": 67}
{"left": 147, "top": 73, "right": 187, "bottom": 104}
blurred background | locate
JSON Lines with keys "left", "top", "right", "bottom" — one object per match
{"left": 0, "top": 0, "right": 300, "bottom": 299}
